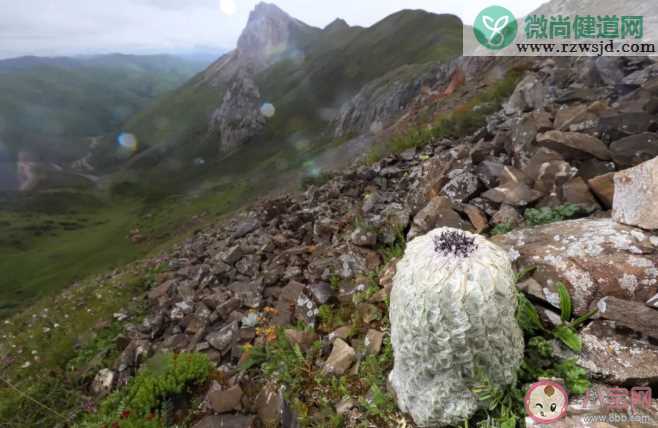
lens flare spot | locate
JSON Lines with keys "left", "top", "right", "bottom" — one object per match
{"left": 260, "top": 103, "right": 276, "bottom": 118}
{"left": 303, "top": 160, "right": 321, "bottom": 177}
{"left": 117, "top": 133, "right": 138, "bottom": 154}
{"left": 220, "top": 0, "right": 237, "bottom": 16}
{"left": 370, "top": 121, "right": 384, "bottom": 134}
{"left": 293, "top": 139, "right": 310, "bottom": 152}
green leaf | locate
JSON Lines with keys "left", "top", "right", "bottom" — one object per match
{"left": 515, "top": 266, "right": 536, "bottom": 284}
{"left": 555, "top": 359, "right": 591, "bottom": 395}
{"left": 553, "top": 325, "right": 582, "bottom": 352}
{"left": 570, "top": 309, "right": 597, "bottom": 329}
{"left": 516, "top": 292, "right": 545, "bottom": 334}
{"left": 500, "top": 415, "right": 517, "bottom": 428}
{"left": 557, "top": 282, "right": 572, "bottom": 322}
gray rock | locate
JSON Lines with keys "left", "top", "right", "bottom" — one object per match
{"left": 351, "top": 227, "right": 377, "bottom": 248}
{"left": 536, "top": 130, "right": 611, "bottom": 161}
{"left": 192, "top": 415, "right": 256, "bottom": 428}
{"left": 597, "top": 296, "right": 658, "bottom": 340}
{"left": 441, "top": 170, "right": 480, "bottom": 203}
{"left": 207, "top": 321, "right": 239, "bottom": 352}
{"left": 561, "top": 177, "right": 601, "bottom": 212}
{"left": 208, "top": 385, "right": 243, "bottom": 413}
{"left": 491, "top": 205, "right": 522, "bottom": 226}
{"left": 408, "top": 196, "right": 470, "bottom": 239}
{"left": 578, "top": 321, "right": 658, "bottom": 385}
{"left": 493, "top": 218, "right": 658, "bottom": 315}
{"left": 609, "top": 133, "right": 658, "bottom": 168}
{"left": 587, "top": 172, "right": 615, "bottom": 209}
{"left": 308, "top": 282, "right": 334, "bottom": 305}
{"left": 504, "top": 73, "right": 546, "bottom": 115}
{"left": 91, "top": 369, "right": 115, "bottom": 398}
{"left": 482, "top": 181, "right": 543, "bottom": 207}
{"left": 323, "top": 338, "right": 355, "bottom": 375}
{"left": 613, "top": 156, "right": 658, "bottom": 229}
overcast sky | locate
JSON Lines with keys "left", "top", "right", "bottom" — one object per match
{"left": 0, "top": 0, "right": 548, "bottom": 59}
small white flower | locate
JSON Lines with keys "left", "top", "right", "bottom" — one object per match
{"left": 21, "top": 362, "right": 31, "bottom": 369}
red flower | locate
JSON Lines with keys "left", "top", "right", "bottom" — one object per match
{"left": 120, "top": 410, "right": 131, "bottom": 419}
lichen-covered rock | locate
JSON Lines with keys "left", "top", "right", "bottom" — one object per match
{"left": 613, "top": 156, "right": 658, "bottom": 230}
{"left": 389, "top": 228, "right": 524, "bottom": 427}
{"left": 493, "top": 219, "right": 658, "bottom": 315}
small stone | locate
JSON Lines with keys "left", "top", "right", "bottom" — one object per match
{"left": 279, "top": 281, "right": 306, "bottom": 304}
{"left": 351, "top": 227, "right": 377, "bottom": 248}
{"left": 408, "top": 196, "right": 470, "bottom": 239}
{"left": 324, "top": 339, "right": 356, "bottom": 375}
{"left": 222, "top": 245, "right": 245, "bottom": 265}
{"left": 91, "top": 369, "right": 115, "bottom": 398}
{"left": 231, "top": 219, "right": 260, "bottom": 239}
{"left": 441, "top": 171, "right": 480, "bottom": 203}
{"left": 647, "top": 293, "right": 658, "bottom": 308}
{"left": 284, "top": 329, "right": 318, "bottom": 351}
{"left": 192, "top": 415, "right": 256, "bottom": 428}
{"left": 587, "top": 172, "right": 615, "bottom": 209}
{"left": 357, "top": 303, "right": 381, "bottom": 324}
{"left": 255, "top": 384, "right": 283, "bottom": 426}
{"left": 491, "top": 205, "right": 522, "bottom": 226}
{"left": 482, "top": 181, "right": 543, "bottom": 207}
{"left": 206, "top": 321, "right": 239, "bottom": 352}
{"left": 308, "top": 282, "right": 334, "bottom": 305}
{"left": 613, "top": 156, "right": 658, "bottom": 229}
{"left": 336, "top": 398, "right": 356, "bottom": 415}
{"left": 365, "top": 329, "right": 385, "bottom": 355}
{"left": 561, "top": 177, "right": 601, "bottom": 212}
{"left": 462, "top": 204, "right": 489, "bottom": 233}
{"left": 328, "top": 326, "right": 353, "bottom": 342}
{"left": 208, "top": 385, "right": 243, "bottom": 413}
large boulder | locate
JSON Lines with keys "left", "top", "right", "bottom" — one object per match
{"left": 577, "top": 321, "right": 658, "bottom": 385}
{"left": 613, "top": 156, "right": 658, "bottom": 230}
{"left": 493, "top": 219, "right": 658, "bottom": 315}
{"left": 536, "top": 130, "right": 611, "bottom": 161}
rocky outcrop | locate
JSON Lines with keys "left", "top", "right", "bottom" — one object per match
{"left": 334, "top": 63, "right": 452, "bottom": 138}
{"left": 494, "top": 219, "right": 658, "bottom": 315}
{"left": 210, "top": 71, "right": 267, "bottom": 153}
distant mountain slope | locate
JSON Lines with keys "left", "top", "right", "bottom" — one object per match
{"left": 0, "top": 53, "right": 215, "bottom": 169}
{"left": 122, "top": 4, "right": 462, "bottom": 176}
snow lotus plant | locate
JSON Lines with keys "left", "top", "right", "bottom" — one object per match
{"left": 389, "top": 228, "right": 524, "bottom": 427}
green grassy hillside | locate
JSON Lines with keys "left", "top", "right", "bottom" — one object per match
{"left": 0, "top": 54, "right": 213, "bottom": 164}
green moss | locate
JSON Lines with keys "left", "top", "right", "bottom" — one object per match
{"left": 75, "top": 352, "right": 212, "bottom": 428}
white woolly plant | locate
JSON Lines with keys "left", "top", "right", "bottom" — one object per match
{"left": 389, "top": 227, "right": 524, "bottom": 427}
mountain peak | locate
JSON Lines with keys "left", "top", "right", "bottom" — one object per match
{"left": 248, "top": 2, "right": 290, "bottom": 23}
{"left": 236, "top": 2, "right": 314, "bottom": 71}
{"left": 324, "top": 18, "right": 350, "bottom": 32}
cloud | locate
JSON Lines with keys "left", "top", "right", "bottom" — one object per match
{"left": 0, "top": 0, "right": 547, "bottom": 58}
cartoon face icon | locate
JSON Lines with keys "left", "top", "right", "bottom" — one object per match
{"left": 525, "top": 381, "right": 569, "bottom": 424}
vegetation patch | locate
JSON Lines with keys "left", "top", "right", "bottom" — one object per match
{"left": 524, "top": 204, "right": 588, "bottom": 226}
{"left": 75, "top": 352, "right": 213, "bottom": 428}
